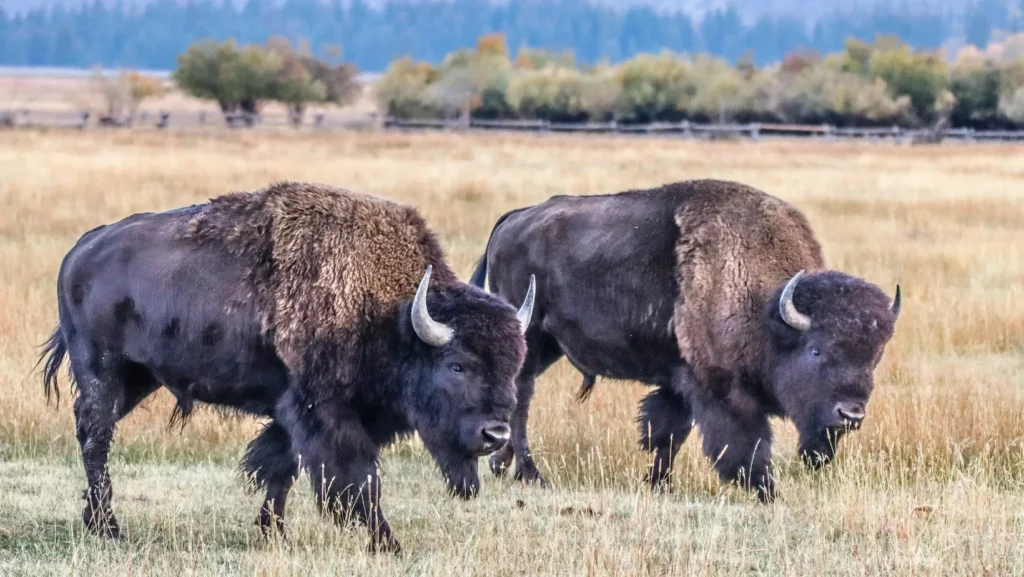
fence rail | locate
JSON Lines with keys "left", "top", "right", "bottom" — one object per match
{"left": 6, "top": 107, "right": 1024, "bottom": 144}
{"left": 383, "top": 116, "right": 1024, "bottom": 143}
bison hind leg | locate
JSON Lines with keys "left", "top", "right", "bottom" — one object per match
{"left": 241, "top": 421, "right": 298, "bottom": 538}
{"left": 637, "top": 385, "right": 694, "bottom": 491}
{"left": 68, "top": 353, "right": 159, "bottom": 540}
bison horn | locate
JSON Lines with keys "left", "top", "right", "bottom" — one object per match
{"left": 515, "top": 275, "right": 536, "bottom": 335}
{"left": 890, "top": 284, "right": 901, "bottom": 320}
{"left": 779, "top": 270, "right": 812, "bottom": 332}
{"left": 411, "top": 265, "right": 454, "bottom": 347}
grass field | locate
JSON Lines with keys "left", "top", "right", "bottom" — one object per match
{"left": 0, "top": 72, "right": 379, "bottom": 122}
{"left": 1, "top": 127, "right": 1022, "bottom": 576}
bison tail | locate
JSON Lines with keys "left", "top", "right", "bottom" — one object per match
{"left": 469, "top": 255, "right": 488, "bottom": 289}
{"left": 469, "top": 206, "right": 529, "bottom": 290}
{"left": 37, "top": 325, "right": 72, "bottom": 408}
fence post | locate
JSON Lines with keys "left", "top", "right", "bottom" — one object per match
{"left": 749, "top": 123, "right": 761, "bottom": 142}
{"left": 78, "top": 111, "right": 90, "bottom": 130}
{"left": 157, "top": 112, "right": 170, "bottom": 129}
{"left": 681, "top": 120, "right": 692, "bottom": 139}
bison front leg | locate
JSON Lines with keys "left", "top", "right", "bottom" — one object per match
{"left": 638, "top": 385, "right": 693, "bottom": 491}
{"left": 490, "top": 332, "right": 562, "bottom": 486}
{"left": 311, "top": 458, "right": 398, "bottom": 554}
{"left": 241, "top": 421, "right": 298, "bottom": 538}
{"left": 692, "top": 400, "right": 776, "bottom": 503}
{"left": 280, "top": 398, "right": 400, "bottom": 554}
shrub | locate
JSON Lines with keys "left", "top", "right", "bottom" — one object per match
{"left": 949, "top": 56, "right": 1003, "bottom": 128}
{"left": 614, "top": 51, "right": 695, "bottom": 122}
{"left": 89, "top": 68, "right": 166, "bottom": 122}
{"left": 998, "top": 86, "right": 1024, "bottom": 123}
{"left": 373, "top": 57, "right": 439, "bottom": 118}
{"left": 174, "top": 40, "right": 279, "bottom": 117}
{"left": 869, "top": 44, "right": 950, "bottom": 124}
{"left": 688, "top": 55, "right": 759, "bottom": 122}
{"left": 175, "top": 38, "right": 359, "bottom": 125}
{"left": 506, "top": 65, "right": 599, "bottom": 122}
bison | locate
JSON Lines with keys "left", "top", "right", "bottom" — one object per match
{"left": 37, "top": 181, "right": 536, "bottom": 553}
{"left": 469, "top": 179, "right": 901, "bottom": 501}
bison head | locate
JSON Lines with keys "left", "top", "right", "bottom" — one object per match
{"left": 765, "top": 269, "right": 901, "bottom": 469}
{"left": 400, "top": 265, "right": 534, "bottom": 499}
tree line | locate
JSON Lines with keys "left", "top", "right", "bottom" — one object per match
{"left": 370, "top": 33, "right": 1024, "bottom": 129}
{"left": 2, "top": 0, "right": 1023, "bottom": 72}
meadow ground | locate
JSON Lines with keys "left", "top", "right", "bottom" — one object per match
{"left": 0, "top": 127, "right": 1022, "bottom": 576}
{"left": 0, "top": 73, "right": 379, "bottom": 123}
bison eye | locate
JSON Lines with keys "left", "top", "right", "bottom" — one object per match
{"left": 449, "top": 363, "right": 464, "bottom": 373}
{"left": 810, "top": 348, "right": 820, "bottom": 357}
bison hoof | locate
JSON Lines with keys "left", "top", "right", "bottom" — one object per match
{"left": 800, "top": 451, "right": 833, "bottom": 471}
{"left": 448, "top": 481, "right": 480, "bottom": 500}
{"left": 367, "top": 536, "right": 402, "bottom": 555}
{"left": 83, "top": 508, "right": 122, "bottom": 539}
{"left": 257, "top": 514, "right": 287, "bottom": 540}
{"left": 644, "top": 472, "right": 674, "bottom": 494}
{"left": 513, "top": 466, "right": 546, "bottom": 488}
{"left": 756, "top": 485, "right": 778, "bottom": 504}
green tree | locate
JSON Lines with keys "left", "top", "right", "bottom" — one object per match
{"left": 869, "top": 43, "right": 950, "bottom": 124}
{"left": 421, "top": 34, "right": 514, "bottom": 121}
{"left": 372, "top": 57, "right": 439, "bottom": 118}
{"left": 949, "top": 56, "right": 1002, "bottom": 127}
{"left": 173, "top": 39, "right": 278, "bottom": 122}
{"left": 614, "top": 51, "right": 695, "bottom": 122}
{"left": 688, "top": 54, "right": 753, "bottom": 122}
{"left": 174, "top": 38, "right": 359, "bottom": 127}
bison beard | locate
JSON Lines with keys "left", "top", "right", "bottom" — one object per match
{"left": 38, "top": 182, "right": 535, "bottom": 553}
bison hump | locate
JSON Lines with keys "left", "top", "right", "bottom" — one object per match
{"left": 184, "top": 181, "right": 456, "bottom": 384}
{"left": 670, "top": 182, "right": 825, "bottom": 388}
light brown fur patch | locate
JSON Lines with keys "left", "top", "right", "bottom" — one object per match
{"left": 671, "top": 180, "right": 826, "bottom": 392}
{"left": 181, "top": 181, "right": 457, "bottom": 377}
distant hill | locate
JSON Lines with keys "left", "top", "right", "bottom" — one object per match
{"left": 0, "top": 0, "right": 1000, "bottom": 22}
{"left": 1, "top": 0, "right": 1021, "bottom": 72}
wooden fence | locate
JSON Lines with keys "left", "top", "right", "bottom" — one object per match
{"left": 5, "top": 107, "right": 1024, "bottom": 144}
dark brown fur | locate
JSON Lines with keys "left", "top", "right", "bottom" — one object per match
{"left": 39, "top": 181, "right": 528, "bottom": 554}
{"left": 471, "top": 179, "right": 900, "bottom": 500}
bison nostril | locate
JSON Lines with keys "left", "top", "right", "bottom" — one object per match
{"left": 834, "top": 402, "right": 865, "bottom": 423}
{"left": 481, "top": 423, "right": 511, "bottom": 443}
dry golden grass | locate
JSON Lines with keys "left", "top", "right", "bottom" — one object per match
{"left": 0, "top": 128, "right": 1022, "bottom": 575}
